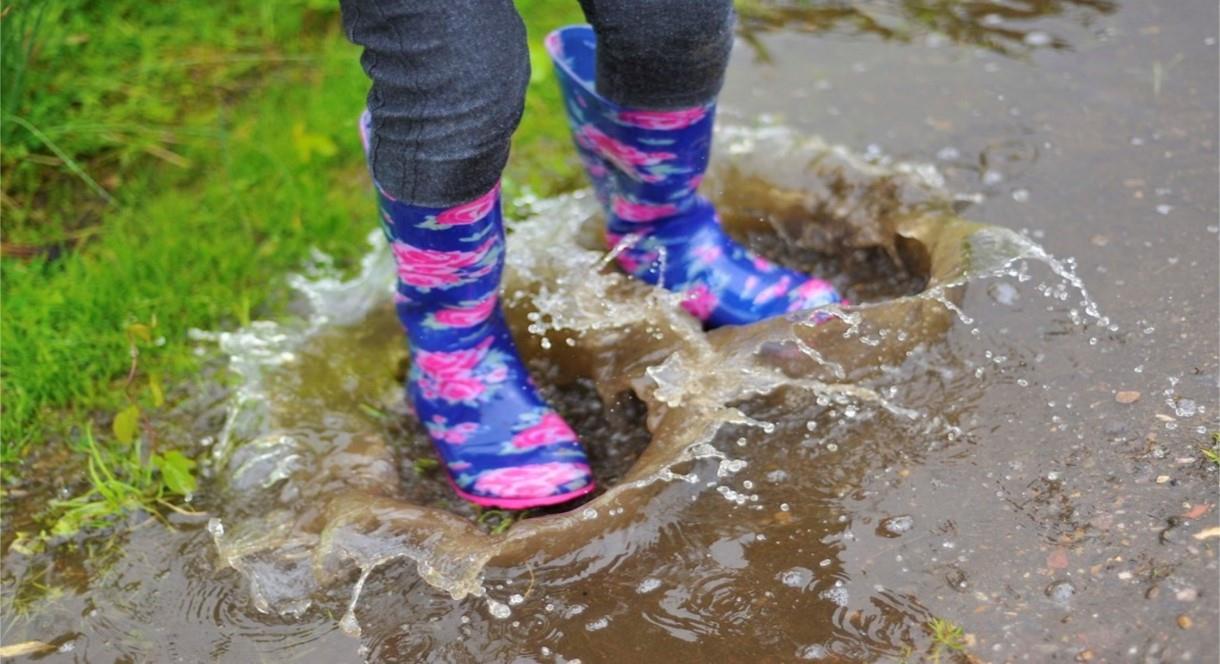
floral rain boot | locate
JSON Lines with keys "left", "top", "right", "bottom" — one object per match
{"left": 546, "top": 26, "right": 843, "bottom": 328}
{"left": 359, "top": 112, "right": 595, "bottom": 510}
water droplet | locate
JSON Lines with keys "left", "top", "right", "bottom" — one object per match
{"left": 936, "top": 146, "right": 961, "bottom": 161}
{"left": 798, "top": 644, "right": 830, "bottom": 660}
{"left": 766, "top": 469, "right": 789, "bottom": 483}
{"left": 819, "top": 585, "right": 849, "bottom": 607}
{"left": 780, "top": 567, "right": 814, "bottom": 589}
{"left": 1024, "top": 31, "right": 1053, "bottom": 46}
{"left": 487, "top": 599, "right": 511, "bottom": 619}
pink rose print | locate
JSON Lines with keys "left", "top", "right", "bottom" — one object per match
{"left": 511, "top": 412, "right": 578, "bottom": 449}
{"left": 414, "top": 338, "right": 510, "bottom": 405}
{"left": 615, "top": 106, "right": 707, "bottom": 130}
{"left": 581, "top": 155, "right": 609, "bottom": 179}
{"left": 484, "top": 365, "right": 508, "bottom": 383}
{"left": 617, "top": 253, "right": 643, "bottom": 274}
{"left": 611, "top": 195, "right": 680, "bottom": 223}
{"left": 472, "top": 461, "right": 591, "bottom": 498}
{"left": 691, "top": 243, "right": 723, "bottom": 264}
{"left": 391, "top": 236, "right": 498, "bottom": 289}
{"left": 427, "top": 415, "right": 479, "bottom": 445}
{"left": 681, "top": 283, "right": 719, "bottom": 320}
{"left": 433, "top": 294, "right": 497, "bottom": 328}
{"left": 437, "top": 376, "right": 485, "bottom": 402}
{"left": 753, "top": 275, "right": 792, "bottom": 306}
{"left": 752, "top": 256, "right": 777, "bottom": 272}
{"left": 417, "top": 337, "right": 491, "bottom": 380}
{"left": 544, "top": 32, "right": 563, "bottom": 58}
{"left": 434, "top": 182, "right": 500, "bottom": 226}
{"left": 576, "top": 124, "right": 675, "bottom": 179}
{"left": 786, "top": 278, "right": 838, "bottom": 312}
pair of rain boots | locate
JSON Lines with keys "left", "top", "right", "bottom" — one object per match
{"left": 360, "top": 26, "right": 841, "bottom": 509}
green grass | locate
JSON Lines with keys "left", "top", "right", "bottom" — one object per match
{"left": 1, "top": 0, "right": 584, "bottom": 487}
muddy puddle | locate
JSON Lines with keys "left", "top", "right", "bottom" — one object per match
{"left": 3, "top": 1, "right": 1217, "bottom": 662}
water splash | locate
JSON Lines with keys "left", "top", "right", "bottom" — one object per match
{"left": 199, "top": 124, "right": 1106, "bottom": 638}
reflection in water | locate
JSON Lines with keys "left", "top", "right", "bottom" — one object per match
{"left": 195, "top": 124, "right": 1107, "bottom": 660}
{"left": 737, "top": 0, "right": 1117, "bottom": 56}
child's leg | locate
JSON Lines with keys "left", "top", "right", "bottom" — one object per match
{"left": 576, "top": 0, "right": 735, "bottom": 110}
{"left": 342, "top": 1, "right": 594, "bottom": 509}
{"left": 340, "top": 0, "right": 528, "bottom": 206}
{"left": 550, "top": 7, "right": 843, "bottom": 327}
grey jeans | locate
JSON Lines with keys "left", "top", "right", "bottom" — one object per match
{"left": 339, "top": 0, "right": 735, "bottom": 206}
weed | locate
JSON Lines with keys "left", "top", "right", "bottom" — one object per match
{"left": 41, "top": 426, "right": 199, "bottom": 539}
{"left": 927, "top": 617, "right": 968, "bottom": 663}
{"left": 476, "top": 508, "right": 522, "bottom": 535}
{"left": 1201, "top": 432, "right": 1220, "bottom": 467}
{"left": 411, "top": 457, "right": 439, "bottom": 476}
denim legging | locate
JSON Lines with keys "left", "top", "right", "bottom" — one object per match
{"left": 339, "top": 0, "right": 735, "bottom": 206}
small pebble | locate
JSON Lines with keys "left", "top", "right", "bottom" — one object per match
{"left": 880, "top": 515, "right": 915, "bottom": 537}
{"left": 1175, "top": 587, "right": 1198, "bottom": 602}
{"left": 1177, "top": 614, "right": 1192, "bottom": 629}
{"left": 1047, "top": 548, "right": 1070, "bottom": 570}
{"left": 1046, "top": 580, "right": 1076, "bottom": 604}
{"left": 1185, "top": 505, "right": 1215, "bottom": 522}
{"left": 1115, "top": 391, "right": 1141, "bottom": 404}
{"left": 1156, "top": 475, "right": 1171, "bottom": 484}
{"left": 1192, "top": 526, "right": 1220, "bottom": 540}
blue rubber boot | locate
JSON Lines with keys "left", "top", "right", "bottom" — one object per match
{"left": 547, "top": 26, "right": 843, "bottom": 327}
{"left": 360, "top": 112, "right": 595, "bottom": 510}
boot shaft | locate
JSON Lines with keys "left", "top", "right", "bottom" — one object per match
{"left": 377, "top": 185, "right": 507, "bottom": 352}
{"left": 360, "top": 111, "right": 508, "bottom": 351}
{"left": 546, "top": 26, "right": 717, "bottom": 235}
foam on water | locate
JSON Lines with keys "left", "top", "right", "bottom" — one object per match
{"left": 197, "top": 124, "right": 1107, "bottom": 636}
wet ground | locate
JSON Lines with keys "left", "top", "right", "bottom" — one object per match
{"left": 3, "top": 1, "right": 1218, "bottom": 662}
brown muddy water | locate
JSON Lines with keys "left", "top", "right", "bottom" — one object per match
{"left": 3, "top": 1, "right": 1218, "bottom": 662}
